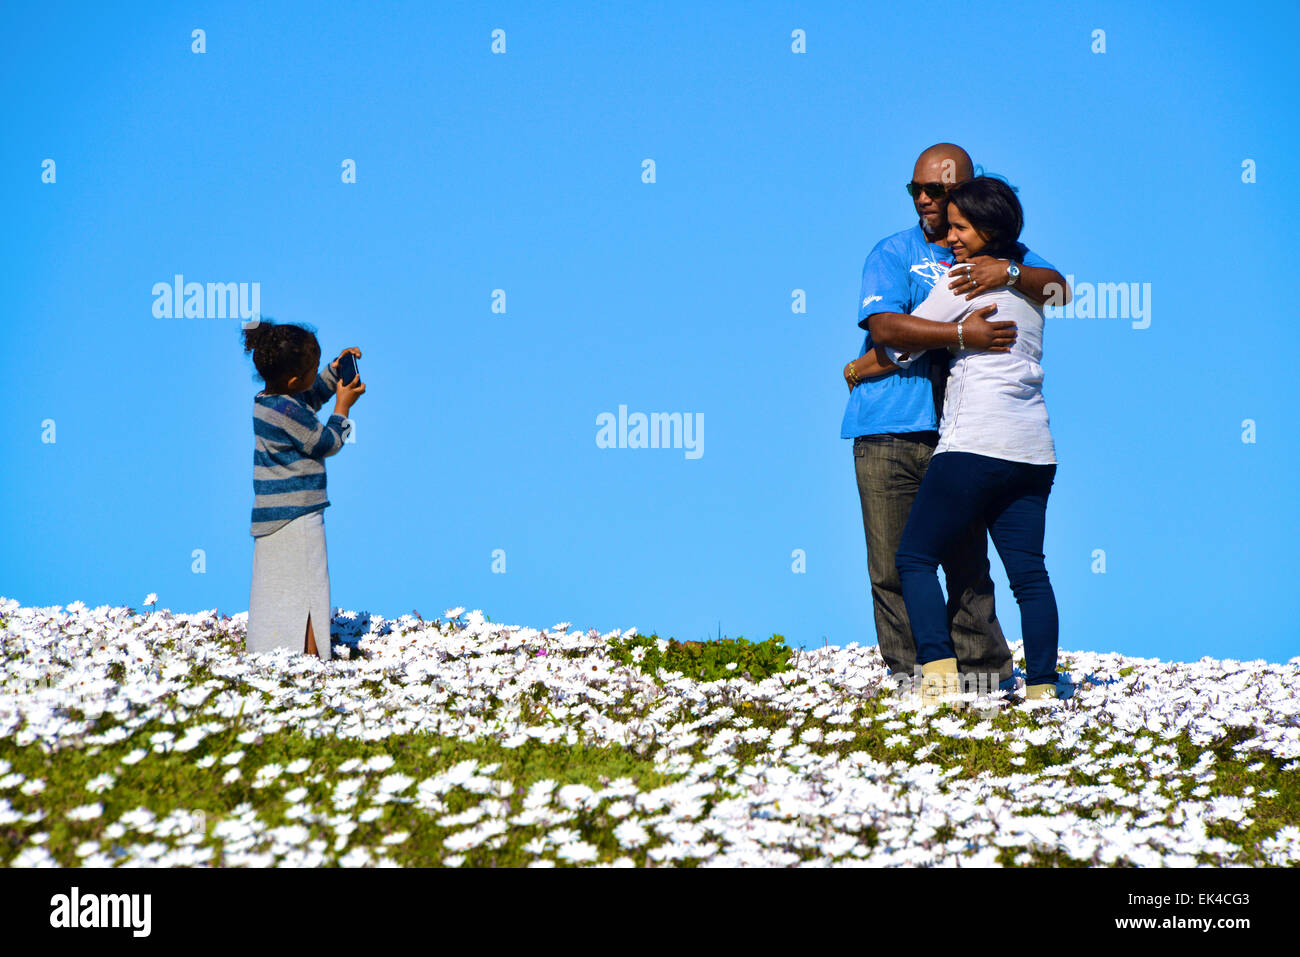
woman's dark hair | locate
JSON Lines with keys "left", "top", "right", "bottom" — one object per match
{"left": 946, "top": 176, "right": 1028, "bottom": 262}
{"left": 242, "top": 318, "right": 320, "bottom": 386}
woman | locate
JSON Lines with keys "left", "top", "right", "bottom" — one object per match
{"left": 881, "top": 176, "right": 1061, "bottom": 703}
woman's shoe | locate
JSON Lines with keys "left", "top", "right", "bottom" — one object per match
{"left": 1025, "top": 683, "right": 1058, "bottom": 701}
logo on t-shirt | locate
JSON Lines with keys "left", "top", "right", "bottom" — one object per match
{"left": 909, "top": 259, "right": 953, "bottom": 287}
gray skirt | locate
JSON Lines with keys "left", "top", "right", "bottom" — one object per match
{"left": 247, "top": 509, "right": 332, "bottom": 660}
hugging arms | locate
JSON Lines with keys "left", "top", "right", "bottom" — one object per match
{"left": 845, "top": 258, "right": 1071, "bottom": 384}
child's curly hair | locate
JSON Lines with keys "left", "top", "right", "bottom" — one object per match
{"left": 242, "top": 317, "right": 320, "bottom": 387}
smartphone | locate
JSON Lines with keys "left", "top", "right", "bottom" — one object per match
{"left": 337, "top": 353, "right": 359, "bottom": 385}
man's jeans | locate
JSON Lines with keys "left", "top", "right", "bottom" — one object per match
{"left": 853, "top": 432, "right": 1013, "bottom": 685}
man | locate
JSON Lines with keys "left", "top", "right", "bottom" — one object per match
{"left": 842, "top": 143, "right": 1067, "bottom": 694}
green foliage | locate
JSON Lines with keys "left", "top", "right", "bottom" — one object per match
{"left": 0, "top": 724, "right": 681, "bottom": 868}
{"left": 606, "top": 632, "right": 794, "bottom": 684}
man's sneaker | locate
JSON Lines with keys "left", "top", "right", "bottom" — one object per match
{"left": 919, "top": 658, "right": 967, "bottom": 709}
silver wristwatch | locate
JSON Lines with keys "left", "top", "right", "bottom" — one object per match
{"left": 1005, "top": 262, "right": 1021, "bottom": 287}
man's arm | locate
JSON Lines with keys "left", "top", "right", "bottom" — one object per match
{"left": 847, "top": 344, "right": 961, "bottom": 389}
{"left": 1017, "top": 264, "right": 1070, "bottom": 306}
{"left": 868, "top": 302, "right": 1020, "bottom": 353}
{"left": 854, "top": 241, "right": 911, "bottom": 331}
{"left": 868, "top": 311, "right": 960, "bottom": 352}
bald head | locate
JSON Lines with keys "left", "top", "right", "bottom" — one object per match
{"left": 910, "top": 143, "right": 974, "bottom": 239}
{"left": 914, "top": 143, "right": 973, "bottom": 186}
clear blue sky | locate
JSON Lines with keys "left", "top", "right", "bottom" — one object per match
{"left": 3, "top": 1, "right": 1297, "bottom": 664}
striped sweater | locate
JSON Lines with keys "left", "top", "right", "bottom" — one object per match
{"left": 250, "top": 360, "right": 352, "bottom": 537}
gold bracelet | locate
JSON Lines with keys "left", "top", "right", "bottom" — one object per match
{"left": 846, "top": 362, "right": 860, "bottom": 386}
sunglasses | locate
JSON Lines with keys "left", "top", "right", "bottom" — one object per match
{"left": 905, "top": 181, "right": 949, "bottom": 200}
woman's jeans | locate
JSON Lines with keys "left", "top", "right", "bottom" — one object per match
{"left": 895, "top": 451, "right": 1059, "bottom": 688}
{"left": 854, "top": 433, "right": 1012, "bottom": 686}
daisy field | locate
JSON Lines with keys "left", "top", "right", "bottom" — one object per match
{"left": 1, "top": 596, "right": 1297, "bottom": 868}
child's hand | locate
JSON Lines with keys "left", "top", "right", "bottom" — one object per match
{"left": 334, "top": 372, "right": 366, "bottom": 413}
{"left": 330, "top": 347, "right": 362, "bottom": 380}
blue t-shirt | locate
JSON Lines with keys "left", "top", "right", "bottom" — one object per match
{"left": 840, "top": 223, "right": 1055, "bottom": 438}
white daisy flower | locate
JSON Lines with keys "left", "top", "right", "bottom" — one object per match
{"left": 66, "top": 803, "right": 104, "bottom": 821}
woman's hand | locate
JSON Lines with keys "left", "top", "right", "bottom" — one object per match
{"left": 948, "top": 257, "right": 1013, "bottom": 300}
{"left": 961, "top": 304, "right": 1018, "bottom": 352}
{"left": 844, "top": 348, "right": 899, "bottom": 389}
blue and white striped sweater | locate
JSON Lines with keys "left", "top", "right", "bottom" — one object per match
{"left": 250, "top": 360, "right": 352, "bottom": 537}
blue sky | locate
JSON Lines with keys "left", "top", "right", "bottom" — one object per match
{"left": 3, "top": 1, "right": 1297, "bottom": 664}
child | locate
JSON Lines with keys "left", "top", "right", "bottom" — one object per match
{"left": 242, "top": 319, "right": 365, "bottom": 659}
